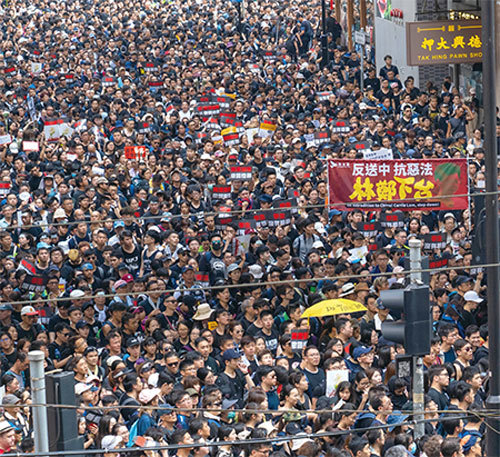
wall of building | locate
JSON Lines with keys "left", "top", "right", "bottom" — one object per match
{"left": 374, "top": 0, "right": 419, "bottom": 86}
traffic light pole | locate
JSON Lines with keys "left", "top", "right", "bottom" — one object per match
{"left": 408, "top": 238, "right": 422, "bottom": 284}
{"left": 409, "top": 238, "right": 424, "bottom": 439}
{"left": 320, "top": 0, "right": 329, "bottom": 69}
{"left": 29, "top": 351, "right": 49, "bottom": 455}
{"left": 482, "top": 1, "right": 500, "bottom": 456}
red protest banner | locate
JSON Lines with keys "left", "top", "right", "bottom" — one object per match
{"left": 124, "top": 146, "right": 148, "bottom": 160}
{"left": 0, "top": 181, "right": 11, "bottom": 197}
{"left": 328, "top": 159, "right": 469, "bottom": 211}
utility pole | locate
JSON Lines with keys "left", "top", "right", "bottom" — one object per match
{"left": 360, "top": 0, "right": 367, "bottom": 29}
{"left": 409, "top": 238, "right": 424, "bottom": 440}
{"left": 29, "top": 350, "right": 49, "bottom": 455}
{"left": 482, "top": 1, "right": 500, "bottom": 456}
{"left": 237, "top": 1, "right": 242, "bottom": 35}
{"left": 347, "top": 0, "right": 353, "bottom": 51}
{"left": 321, "top": 0, "right": 329, "bottom": 68}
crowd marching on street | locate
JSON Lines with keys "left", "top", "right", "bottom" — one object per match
{"left": 0, "top": 0, "right": 490, "bottom": 456}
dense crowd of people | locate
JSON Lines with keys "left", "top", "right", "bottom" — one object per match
{"left": 0, "top": 0, "right": 490, "bottom": 456}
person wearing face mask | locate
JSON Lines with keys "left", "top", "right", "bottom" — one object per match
{"left": 390, "top": 434, "right": 418, "bottom": 455}
{"left": 199, "top": 233, "right": 227, "bottom": 286}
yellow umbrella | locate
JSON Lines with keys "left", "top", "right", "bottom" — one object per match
{"left": 301, "top": 298, "right": 367, "bottom": 318}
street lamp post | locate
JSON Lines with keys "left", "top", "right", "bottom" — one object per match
{"left": 482, "top": 1, "right": 500, "bottom": 456}
{"left": 321, "top": 0, "right": 329, "bottom": 68}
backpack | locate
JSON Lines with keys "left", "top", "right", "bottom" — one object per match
{"left": 122, "top": 397, "right": 140, "bottom": 428}
{"left": 127, "top": 419, "right": 139, "bottom": 447}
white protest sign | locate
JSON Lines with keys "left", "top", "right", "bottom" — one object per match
{"left": 362, "top": 148, "right": 394, "bottom": 160}
{"left": 23, "top": 141, "right": 39, "bottom": 152}
{"left": 326, "top": 370, "right": 350, "bottom": 397}
{"left": 0, "top": 135, "right": 12, "bottom": 145}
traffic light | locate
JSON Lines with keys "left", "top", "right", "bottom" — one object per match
{"left": 379, "top": 285, "right": 431, "bottom": 356}
{"left": 46, "top": 372, "right": 84, "bottom": 456}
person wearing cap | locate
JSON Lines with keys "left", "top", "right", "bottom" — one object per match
{"left": 348, "top": 346, "right": 375, "bottom": 378}
{"left": 0, "top": 303, "right": 14, "bottom": 329}
{"left": 173, "top": 265, "right": 206, "bottom": 303}
{"left": 108, "top": 221, "right": 126, "bottom": 248}
{"left": 100, "top": 435, "right": 124, "bottom": 456}
{"left": 169, "top": 246, "right": 190, "bottom": 280}
{"left": 454, "top": 275, "right": 475, "bottom": 299}
{"left": 100, "top": 301, "right": 127, "bottom": 342}
{"left": 373, "top": 297, "right": 394, "bottom": 333}
{"left": 461, "top": 431, "right": 482, "bottom": 456}
{"left": 460, "top": 291, "right": 483, "bottom": 330}
{"left": 81, "top": 262, "right": 102, "bottom": 289}
{"left": 142, "top": 196, "right": 163, "bottom": 228}
{"left": 67, "top": 306, "right": 84, "bottom": 332}
{"left": 16, "top": 306, "right": 42, "bottom": 342}
{"left": 136, "top": 387, "right": 161, "bottom": 436}
{"left": 69, "top": 288, "right": 87, "bottom": 308}
{"left": 125, "top": 337, "right": 142, "bottom": 370}
{"left": 64, "top": 249, "right": 83, "bottom": 275}
{"left": 2, "top": 394, "right": 28, "bottom": 439}
{"left": 441, "top": 212, "right": 457, "bottom": 241}
{"left": 157, "top": 404, "right": 177, "bottom": 441}
{"left": 81, "top": 302, "right": 100, "bottom": 346}
{"left": 215, "top": 349, "right": 254, "bottom": 408}
{"left": 0, "top": 421, "right": 16, "bottom": 454}
{"left": 226, "top": 263, "right": 243, "bottom": 300}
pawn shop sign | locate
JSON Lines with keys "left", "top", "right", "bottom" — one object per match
{"left": 406, "top": 19, "right": 482, "bottom": 66}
